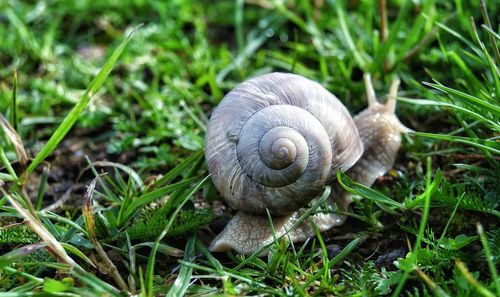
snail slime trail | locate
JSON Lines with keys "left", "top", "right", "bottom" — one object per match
{"left": 205, "top": 72, "right": 407, "bottom": 255}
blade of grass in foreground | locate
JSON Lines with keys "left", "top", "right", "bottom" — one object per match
{"left": 145, "top": 176, "right": 210, "bottom": 297}
{"left": 299, "top": 236, "right": 364, "bottom": 291}
{"left": 397, "top": 97, "right": 500, "bottom": 131}
{"left": 423, "top": 82, "right": 500, "bottom": 116}
{"left": 11, "top": 71, "right": 18, "bottom": 131}
{"left": 122, "top": 177, "right": 197, "bottom": 222}
{"left": 477, "top": 223, "right": 500, "bottom": 297}
{"left": 166, "top": 236, "right": 196, "bottom": 297}
{"left": 25, "top": 26, "right": 139, "bottom": 175}
{"left": 412, "top": 132, "right": 500, "bottom": 154}
{"left": 71, "top": 267, "right": 121, "bottom": 296}
{"left": 455, "top": 260, "right": 496, "bottom": 297}
{"left": 232, "top": 186, "right": 332, "bottom": 269}
{"left": 149, "top": 150, "right": 203, "bottom": 189}
{"left": 392, "top": 157, "right": 434, "bottom": 297}
{"left": 1, "top": 188, "right": 78, "bottom": 268}
{"left": 0, "top": 243, "right": 47, "bottom": 268}
{"left": 336, "top": 171, "right": 405, "bottom": 210}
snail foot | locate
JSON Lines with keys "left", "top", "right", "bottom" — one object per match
{"left": 209, "top": 210, "right": 347, "bottom": 255}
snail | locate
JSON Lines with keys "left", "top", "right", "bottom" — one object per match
{"left": 205, "top": 72, "right": 409, "bottom": 254}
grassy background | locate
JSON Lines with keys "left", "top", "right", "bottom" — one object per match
{"left": 0, "top": 0, "right": 499, "bottom": 296}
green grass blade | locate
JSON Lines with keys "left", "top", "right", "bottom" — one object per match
{"left": 392, "top": 157, "right": 434, "bottom": 297}
{"left": 477, "top": 223, "right": 500, "bottom": 296}
{"left": 122, "top": 177, "right": 197, "bottom": 223}
{"left": 336, "top": 171, "right": 405, "bottom": 210}
{"left": 234, "top": 186, "right": 332, "bottom": 269}
{"left": 166, "top": 236, "right": 196, "bottom": 297}
{"left": 331, "top": 0, "right": 368, "bottom": 71}
{"left": 177, "top": 260, "right": 268, "bottom": 290}
{"left": 195, "top": 240, "right": 224, "bottom": 273}
{"left": 132, "top": 242, "right": 184, "bottom": 257}
{"left": 423, "top": 82, "right": 500, "bottom": 116}
{"left": 25, "top": 27, "right": 138, "bottom": 175}
{"left": 394, "top": 0, "right": 436, "bottom": 62}
{"left": 404, "top": 169, "right": 443, "bottom": 209}
{"left": 0, "top": 172, "right": 15, "bottom": 182}
{"left": 5, "top": 8, "right": 41, "bottom": 58}
{"left": 145, "top": 176, "right": 210, "bottom": 297}
{"left": 87, "top": 161, "right": 143, "bottom": 188}
{"left": 370, "top": 0, "right": 412, "bottom": 72}
{"left": 398, "top": 97, "right": 500, "bottom": 131}
{"left": 437, "top": 194, "right": 464, "bottom": 245}
{"left": 329, "top": 237, "right": 364, "bottom": 268}
{"left": 60, "top": 242, "right": 95, "bottom": 268}
{"left": 455, "top": 260, "right": 496, "bottom": 297}
{"left": 482, "top": 25, "right": 500, "bottom": 42}
{"left": 149, "top": 150, "right": 203, "bottom": 189}
{"left": 35, "top": 166, "right": 49, "bottom": 210}
{"left": 412, "top": 132, "right": 500, "bottom": 154}
{"left": 0, "top": 147, "right": 18, "bottom": 180}
{"left": 71, "top": 267, "right": 121, "bottom": 296}
{"left": 235, "top": 0, "right": 244, "bottom": 51}
{"left": 299, "top": 237, "right": 363, "bottom": 291}
{"left": 216, "top": 14, "right": 285, "bottom": 84}
{"left": 3, "top": 266, "right": 43, "bottom": 284}
{"left": 479, "top": 0, "right": 500, "bottom": 66}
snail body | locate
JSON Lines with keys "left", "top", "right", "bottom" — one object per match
{"left": 205, "top": 73, "right": 408, "bottom": 254}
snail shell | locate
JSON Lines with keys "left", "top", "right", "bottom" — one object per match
{"left": 205, "top": 73, "right": 363, "bottom": 216}
{"left": 207, "top": 73, "right": 409, "bottom": 255}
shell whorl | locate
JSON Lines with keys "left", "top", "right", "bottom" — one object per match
{"left": 205, "top": 73, "right": 363, "bottom": 216}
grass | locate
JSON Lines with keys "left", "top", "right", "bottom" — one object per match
{"left": 0, "top": 0, "right": 499, "bottom": 296}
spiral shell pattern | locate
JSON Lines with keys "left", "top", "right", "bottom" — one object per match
{"left": 205, "top": 73, "right": 363, "bottom": 216}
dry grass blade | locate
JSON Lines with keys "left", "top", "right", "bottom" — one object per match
{"left": 83, "top": 177, "right": 99, "bottom": 238}
{"left": 0, "top": 187, "right": 78, "bottom": 267}
{"left": 415, "top": 268, "right": 451, "bottom": 297}
{"left": 83, "top": 176, "right": 128, "bottom": 291}
{"left": 0, "top": 114, "right": 28, "bottom": 169}
{"left": 480, "top": 0, "right": 500, "bottom": 65}
{"left": 11, "top": 71, "right": 18, "bottom": 131}
{"left": 455, "top": 259, "right": 496, "bottom": 297}
{"left": 379, "top": 0, "right": 388, "bottom": 42}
